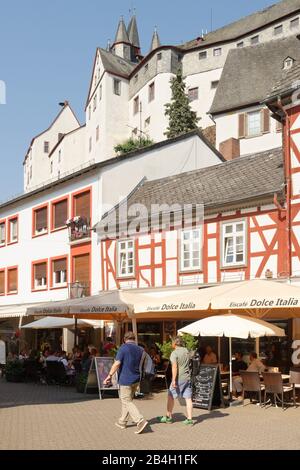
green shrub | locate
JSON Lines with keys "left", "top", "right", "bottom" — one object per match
{"left": 114, "top": 137, "right": 154, "bottom": 155}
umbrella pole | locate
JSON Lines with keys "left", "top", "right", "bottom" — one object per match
{"left": 132, "top": 317, "right": 138, "bottom": 345}
{"left": 229, "top": 337, "right": 233, "bottom": 400}
{"left": 74, "top": 316, "right": 78, "bottom": 348}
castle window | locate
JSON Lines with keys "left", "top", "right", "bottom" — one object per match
{"left": 144, "top": 64, "right": 149, "bottom": 72}
{"left": 113, "top": 78, "right": 121, "bottom": 96}
{"left": 134, "top": 74, "right": 138, "bottom": 83}
{"left": 199, "top": 51, "right": 207, "bottom": 59}
{"left": 274, "top": 24, "right": 283, "bottom": 36}
{"left": 89, "top": 137, "right": 92, "bottom": 153}
{"left": 283, "top": 57, "right": 294, "bottom": 70}
{"left": 251, "top": 35, "right": 259, "bottom": 45}
{"left": 44, "top": 141, "right": 49, "bottom": 153}
{"left": 211, "top": 80, "right": 219, "bottom": 90}
{"left": 96, "top": 125, "right": 100, "bottom": 142}
{"left": 93, "top": 94, "right": 97, "bottom": 111}
{"left": 157, "top": 53, "right": 162, "bottom": 61}
{"left": 188, "top": 87, "right": 198, "bottom": 102}
{"left": 290, "top": 17, "right": 299, "bottom": 29}
{"left": 237, "top": 41, "right": 244, "bottom": 48}
{"left": 148, "top": 82, "right": 155, "bottom": 102}
{"left": 133, "top": 96, "right": 139, "bottom": 115}
{"left": 99, "top": 84, "right": 102, "bottom": 101}
{"left": 213, "top": 48, "right": 222, "bottom": 57}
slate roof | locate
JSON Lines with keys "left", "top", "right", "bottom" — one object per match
{"left": 100, "top": 148, "right": 284, "bottom": 228}
{"left": 127, "top": 16, "right": 140, "bottom": 48}
{"left": 114, "top": 18, "right": 129, "bottom": 44}
{"left": 210, "top": 35, "right": 300, "bottom": 114}
{"left": 98, "top": 48, "right": 136, "bottom": 78}
{"left": 180, "top": 0, "right": 300, "bottom": 50}
{"left": 266, "top": 63, "right": 300, "bottom": 99}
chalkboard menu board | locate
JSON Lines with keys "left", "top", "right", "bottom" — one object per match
{"left": 192, "top": 365, "right": 224, "bottom": 411}
{"left": 85, "top": 357, "right": 119, "bottom": 399}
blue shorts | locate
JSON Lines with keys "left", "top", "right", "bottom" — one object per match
{"left": 168, "top": 381, "right": 192, "bottom": 399}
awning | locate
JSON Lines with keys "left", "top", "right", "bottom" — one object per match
{"left": 22, "top": 317, "right": 103, "bottom": 329}
{"left": 26, "top": 291, "right": 133, "bottom": 321}
{"left": 0, "top": 303, "right": 45, "bottom": 319}
{"left": 124, "top": 279, "right": 300, "bottom": 320}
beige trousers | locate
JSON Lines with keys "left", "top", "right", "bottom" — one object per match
{"left": 118, "top": 383, "right": 143, "bottom": 425}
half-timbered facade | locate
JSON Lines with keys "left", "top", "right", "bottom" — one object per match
{"left": 100, "top": 147, "right": 287, "bottom": 290}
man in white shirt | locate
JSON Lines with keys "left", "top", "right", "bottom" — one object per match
{"left": 233, "top": 352, "right": 266, "bottom": 396}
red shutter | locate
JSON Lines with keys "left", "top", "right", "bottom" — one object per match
{"left": 238, "top": 114, "right": 246, "bottom": 138}
{"left": 262, "top": 108, "right": 270, "bottom": 133}
{"left": 35, "top": 263, "right": 47, "bottom": 279}
{"left": 35, "top": 207, "right": 48, "bottom": 231}
{"left": 74, "top": 192, "right": 90, "bottom": 219}
{"left": 73, "top": 254, "right": 90, "bottom": 285}
{"left": 8, "top": 268, "right": 17, "bottom": 293}
{"left": 53, "top": 258, "right": 66, "bottom": 272}
{"left": 53, "top": 200, "right": 68, "bottom": 229}
{"left": 0, "top": 271, "right": 5, "bottom": 294}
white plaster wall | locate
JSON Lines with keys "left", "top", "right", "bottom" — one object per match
{"left": 215, "top": 106, "right": 282, "bottom": 156}
{"left": 50, "top": 126, "right": 86, "bottom": 178}
{"left": 24, "top": 106, "right": 80, "bottom": 192}
{"left": 100, "top": 134, "right": 222, "bottom": 212}
{"left": 129, "top": 73, "right": 174, "bottom": 144}
{"left": 0, "top": 172, "right": 101, "bottom": 307}
{"left": 185, "top": 68, "right": 222, "bottom": 129}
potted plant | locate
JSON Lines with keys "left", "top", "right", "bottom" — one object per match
{"left": 75, "top": 371, "right": 88, "bottom": 393}
{"left": 5, "top": 360, "right": 25, "bottom": 382}
{"left": 156, "top": 340, "right": 173, "bottom": 360}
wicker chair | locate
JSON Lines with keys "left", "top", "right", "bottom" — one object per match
{"left": 289, "top": 369, "right": 300, "bottom": 407}
{"left": 240, "top": 371, "right": 264, "bottom": 406}
{"left": 262, "top": 372, "right": 293, "bottom": 410}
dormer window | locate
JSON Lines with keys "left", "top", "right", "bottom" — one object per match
{"left": 283, "top": 57, "right": 294, "bottom": 70}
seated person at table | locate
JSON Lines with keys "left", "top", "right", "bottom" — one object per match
{"left": 232, "top": 351, "right": 247, "bottom": 375}
{"left": 233, "top": 352, "right": 266, "bottom": 396}
{"left": 46, "top": 351, "right": 59, "bottom": 362}
{"left": 202, "top": 345, "right": 218, "bottom": 365}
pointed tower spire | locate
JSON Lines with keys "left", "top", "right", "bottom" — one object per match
{"left": 150, "top": 27, "right": 161, "bottom": 51}
{"left": 127, "top": 14, "right": 140, "bottom": 49}
{"left": 114, "top": 16, "right": 129, "bottom": 44}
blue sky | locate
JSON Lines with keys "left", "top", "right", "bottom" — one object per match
{"left": 0, "top": 0, "right": 276, "bottom": 200}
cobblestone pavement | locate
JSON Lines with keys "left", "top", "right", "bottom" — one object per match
{"left": 0, "top": 377, "right": 299, "bottom": 450}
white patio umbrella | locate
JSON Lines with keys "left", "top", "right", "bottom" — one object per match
{"left": 178, "top": 314, "right": 285, "bottom": 395}
{"left": 22, "top": 316, "right": 103, "bottom": 329}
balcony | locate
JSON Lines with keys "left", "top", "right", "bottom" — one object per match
{"left": 68, "top": 282, "right": 90, "bottom": 299}
{"left": 66, "top": 216, "right": 91, "bottom": 243}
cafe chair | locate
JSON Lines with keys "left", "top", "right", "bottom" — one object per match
{"left": 154, "top": 360, "right": 169, "bottom": 390}
{"left": 240, "top": 371, "right": 264, "bottom": 407}
{"left": 289, "top": 369, "right": 300, "bottom": 407}
{"left": 262, "top": 372, "right": 293, "bottom": 410}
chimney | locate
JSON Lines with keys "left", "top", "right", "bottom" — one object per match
{"left": 219, "top": 137, "right": 240, "bottom": 161}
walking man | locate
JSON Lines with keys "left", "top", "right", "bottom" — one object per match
{"left": 103, "top": 331, "right": 149, "bottom": 434}
{"left": 158, "top": 336, "right": 193, "bottom": 425}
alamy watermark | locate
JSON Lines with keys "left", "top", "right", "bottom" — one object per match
{"left": 0, "top": 80, "right": 6, "bottom": 104}
{"left": 96, "top": 200, "right": 204, "bottom": 241}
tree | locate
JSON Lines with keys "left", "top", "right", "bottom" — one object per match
{"left": 164, "top": 68, "right": 200, "bottom": 139}
{"left": 114, "top": 137, "right": 154, "bottom": 155}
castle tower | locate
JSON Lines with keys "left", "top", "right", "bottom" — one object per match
{"left": 150, "top": 27, "right": 161, "bottom": 52}
{"left": 111, "top": 17, "right": 131, "bottom": 61}
{"left": 127, "top": 14, "right": 143, "bottom": 62}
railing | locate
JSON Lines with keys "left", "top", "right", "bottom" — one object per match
{"left": 67, "top": 217, "right": 91, "bottom": 242}
{"left": 68, "top": 282, "right": 91, "bottom": 299}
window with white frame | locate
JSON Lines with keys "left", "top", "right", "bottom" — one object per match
{"left": 9, "top": 218, "right": 18, "bottom": 243}
{"left": 213, "top": 48, "right": 222, "bottom": 57}
{"left": 188, "top": 87, "right": 199, "bottom": 102}
{"left": 247, "top": 110, "right": 261, "bottom": 136}
{"left": 33, "top": 262, "right": 47, "bottom": 290}
{"left": 118, "top": 240, "right": 135, "bottom": 277}
{"left": 52, "top": 258, "right": 67, "bottom": 287}
{"left": 180, "top": 229, "right": 202, "bottom": 271}
{"left": 0, "top": 222, "right": 5, "bottom": 245}
{"left": 222, "top": 221, "right": 246, "bottom": 267}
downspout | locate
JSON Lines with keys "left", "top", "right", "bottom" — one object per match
{"left": 276, "top": 98, "right": 292, "bottom": 278}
